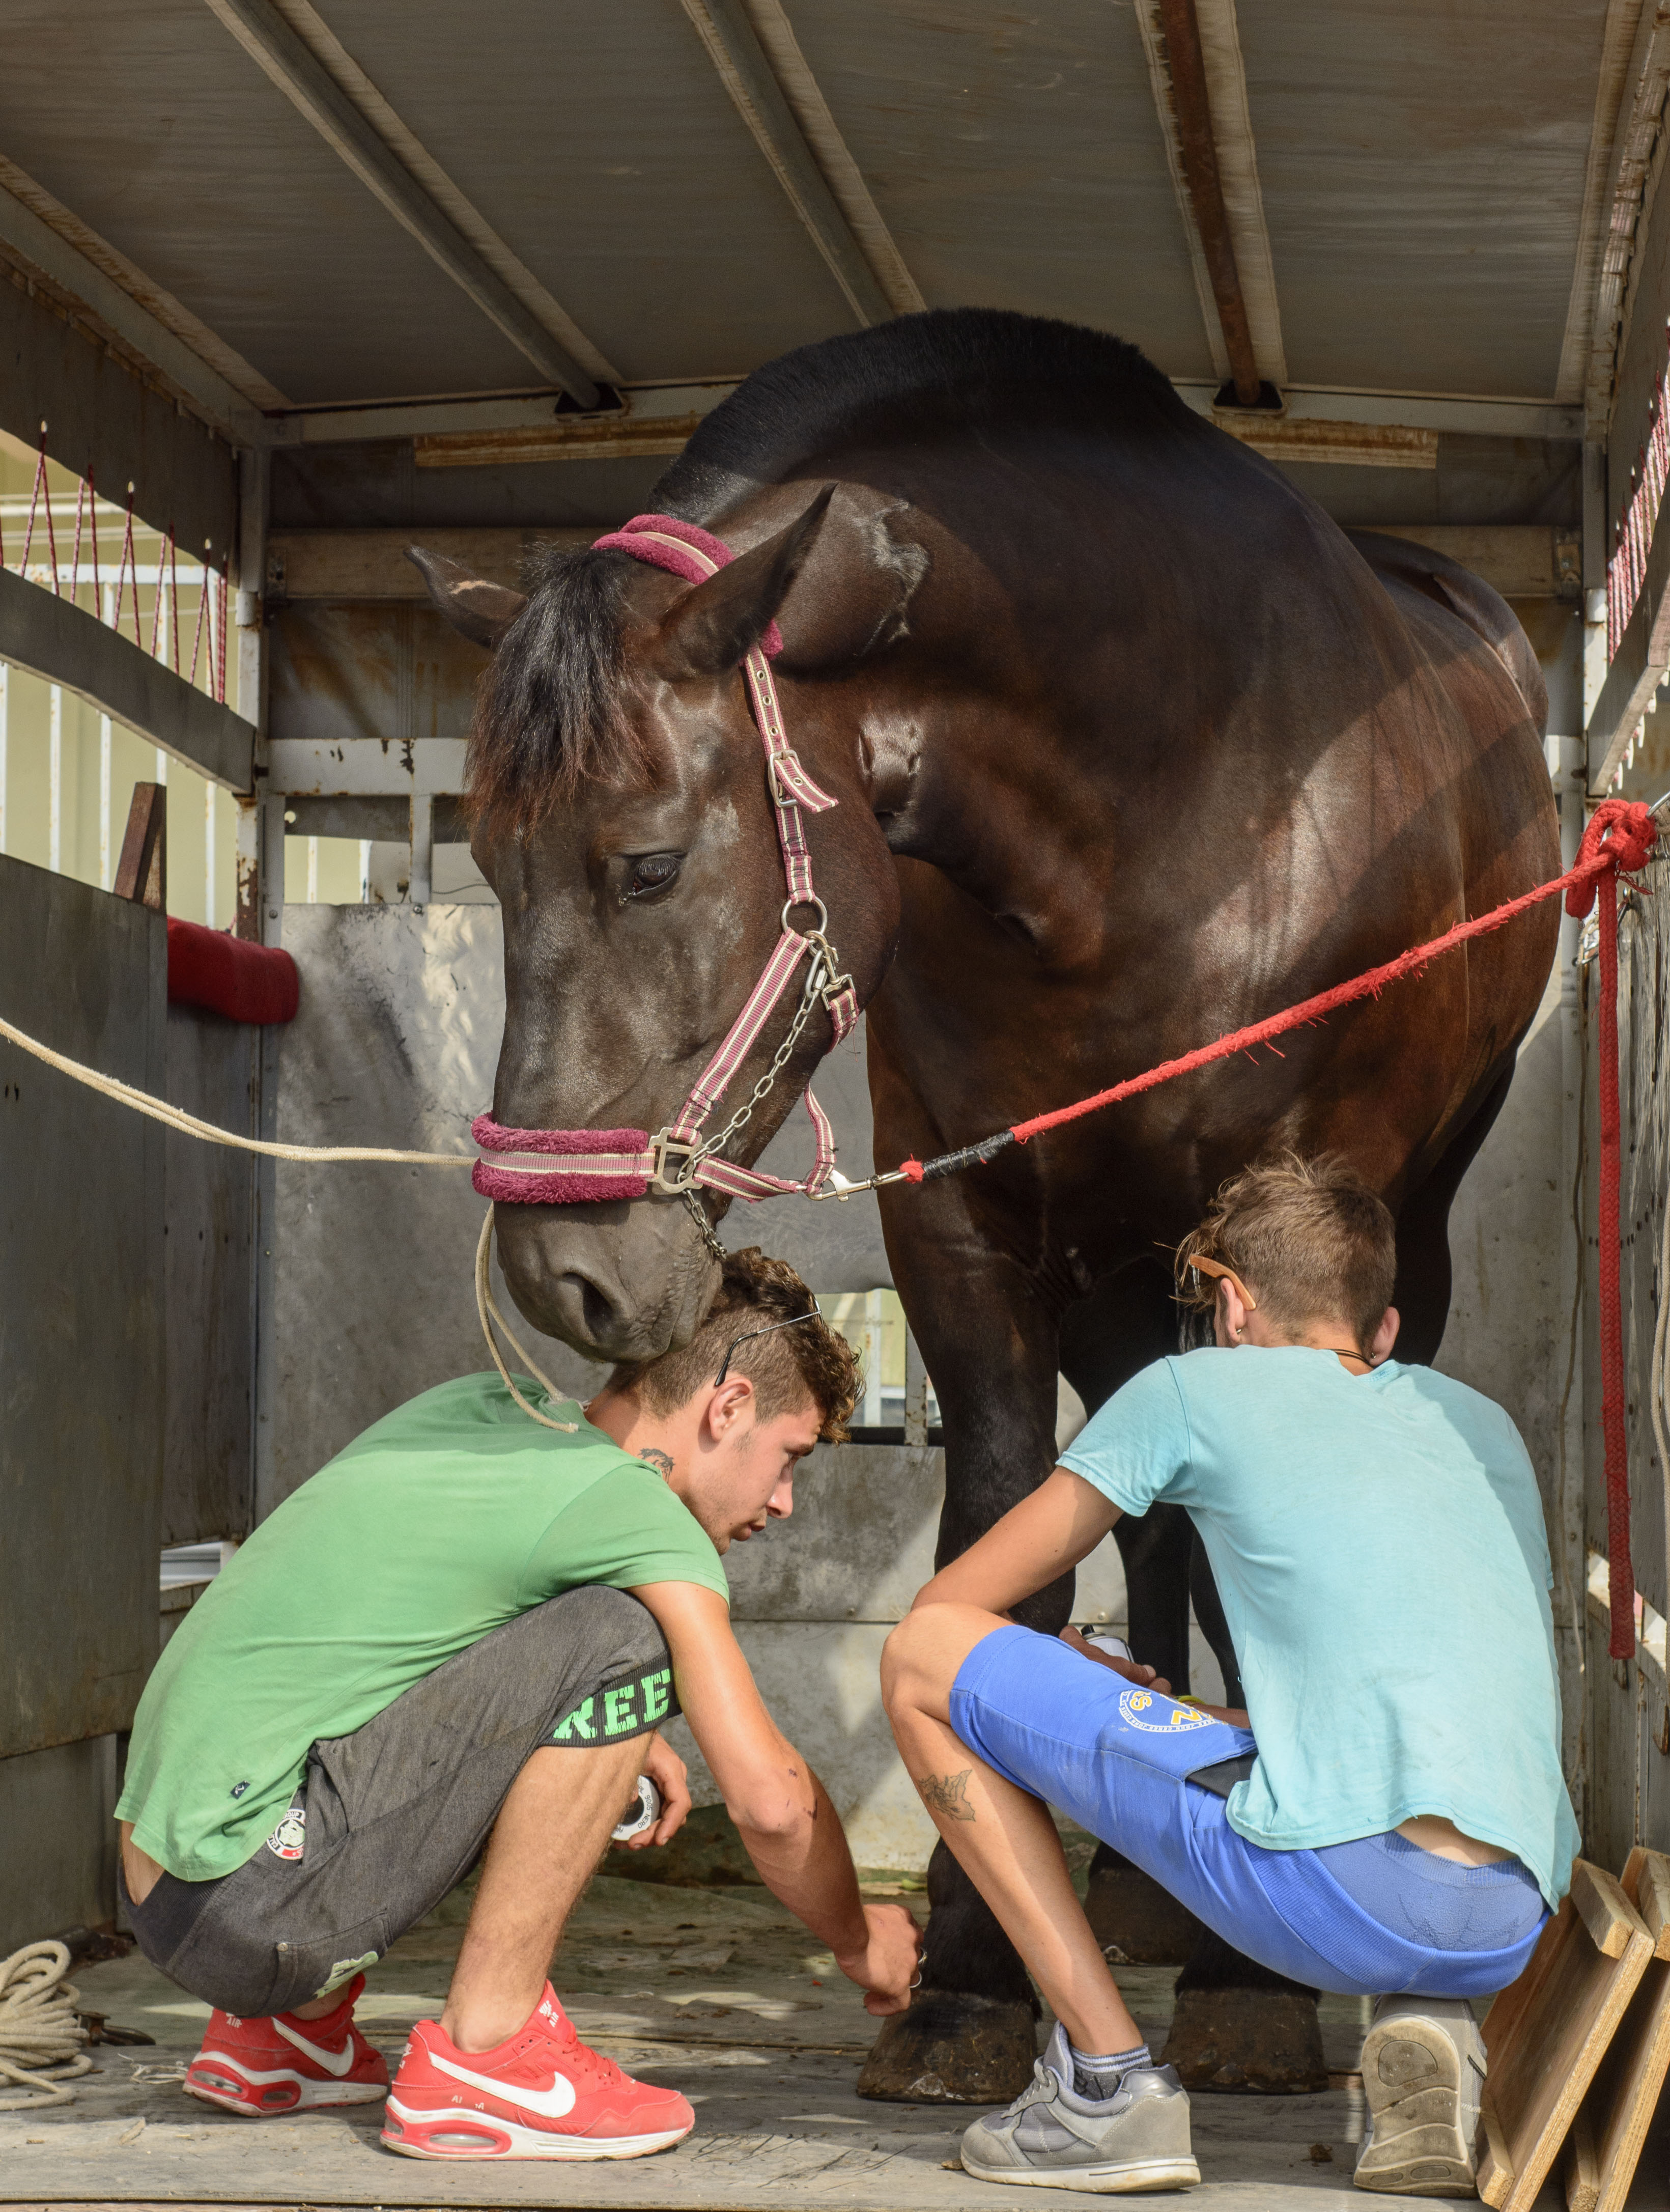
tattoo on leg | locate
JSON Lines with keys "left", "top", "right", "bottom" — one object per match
{"left": 637, "top": 1446, "right": 674, "bottom": 1480}
{"left": 915, "top": 1769, "right": 976, "bottom": 1823}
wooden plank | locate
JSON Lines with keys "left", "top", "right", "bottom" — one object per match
{"left": 0, "top": 567, "right": 256, "bottom": 793}
{"left": 1344, "top": 523, "right": 1581, "bottom": 601}
{"left": 1215, "top": 415, "right": 1437, "bottom": 469}
{"left": 1634, "top": 1844, "right": 1670, "bottom": 1956}
{"left": 1481, "top": 1861, "right": 1653, "bottom": 2212}
{"left": 1564, "top": 2107, "right": 1601, "bottom": 2212}
{"left": 112, "top": 781, "right": 166, "bottom": 910}
{"left": 1572, "top": 1849, "right": 1670, "bottom": 2212}
{"left": 1479, "top": 2092, "right": 1516, "bottom": 2209}
{"left": 1572, "top": 1861, "right": 1639, "bottom": 1960}
{"left": 267, "top": 525, "right": 592, "bottom": 601}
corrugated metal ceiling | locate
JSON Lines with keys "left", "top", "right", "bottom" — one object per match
{"left": 0, "top": 0, "right": 1621, "bottom": 410}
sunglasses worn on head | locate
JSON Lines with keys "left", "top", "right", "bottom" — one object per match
{"left": 1185, "top": 1253, "right": 1258, "bottom": 1310}
{"left": 713, "top": 1309, "right": 820, "bottom": 1388}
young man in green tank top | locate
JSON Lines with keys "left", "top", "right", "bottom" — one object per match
{"left": 117, "top": 1247, "right": 920, "bottom": 2163}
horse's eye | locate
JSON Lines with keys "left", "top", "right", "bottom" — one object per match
{"left": 623, "top": 852, "right": 683, "bottom": 901}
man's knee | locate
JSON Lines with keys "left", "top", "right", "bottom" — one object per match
{"left": 536, "top": 1587, "right": 677, "bottom": 1747}
{"left": 882, "top": 1602, "right": 993, "bottom": 1722}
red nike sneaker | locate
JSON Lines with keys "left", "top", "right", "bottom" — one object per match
{"left": 381, "top": 1985, "right": 694, "bottom": 2160}
{"left": 184, "top": 1974, "right": 389, "bottom": 2116}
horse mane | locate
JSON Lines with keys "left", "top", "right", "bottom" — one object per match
{"left": 469, "top": 310, "right": 1184, "bottom": 825}
{"left": 467, "top": 542, "right": 650, "bottom": 828}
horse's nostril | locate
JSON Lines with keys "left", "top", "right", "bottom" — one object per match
{"left": 564, "top": 1272, "right": 620, "bottom": 1343}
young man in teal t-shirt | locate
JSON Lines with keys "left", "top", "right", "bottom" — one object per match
{"left": 883, "top": 1156, "right": 1577, "bottom": 2199}
{"left": 118, "top": 1248, "right": 919, "bottom": 2162}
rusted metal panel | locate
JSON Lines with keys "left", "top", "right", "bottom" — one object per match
{"left": 0, "top": 854, "right": 164, "bottom": 1759}
{"left": 268, "top": 598, "right": 482, "bottom": 757}
{"left": 268, "top": 525, "right": 589, "bottom": 601}
{"left": 163, "top": 1005, "right": 256, "bottom": 1547}
{"left": 0, "top": 259, "right": 238, "bottom": 562}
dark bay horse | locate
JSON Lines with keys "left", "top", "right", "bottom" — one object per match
{"left": 413, "top": 309, "right": 1559, "bottom": 2103}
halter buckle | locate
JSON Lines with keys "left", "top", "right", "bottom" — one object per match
{"left": 647, "top": 1130, "right": 700, "bottom": 1193}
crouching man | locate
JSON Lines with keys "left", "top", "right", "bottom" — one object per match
{"left": 118, "top": 1248, "right": 919, "bottom": 2162}
{"left": 883, "top": 1156, "right": 1577, "bottom": 2198}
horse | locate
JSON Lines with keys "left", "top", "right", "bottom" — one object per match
{"left": 411, "top": 307, "right": 1559, "bottom": 2104}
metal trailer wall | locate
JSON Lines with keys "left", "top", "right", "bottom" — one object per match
{"left": 0, "top": 856, "right": 164, "bottom": 1952}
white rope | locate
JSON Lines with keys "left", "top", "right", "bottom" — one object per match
{"left": 0, "top": 1943, "right": 91, "bottom": 2109}
{"left": 474, "top": 1209, "right": 580, "bottom": 1433}
{"left": 0, "top": 1013, "right": 472, "bottom": 1168}
{"left": 0, "top": 1013, "right": 589, "bottom": 1439}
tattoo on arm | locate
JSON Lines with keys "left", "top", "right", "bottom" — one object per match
{"left": 637, "top": 1446, "right": 674, "bottom": 1479}
{"left": 915, "top": 1769, "right": 976, "bottom": 1823}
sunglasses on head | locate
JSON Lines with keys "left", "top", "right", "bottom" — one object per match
{"left": 1184, "top": 1253, "right": 1258, "bottom": 1310}
{"left": 713, "top": 1309, "right": 820, "bottom": 1388}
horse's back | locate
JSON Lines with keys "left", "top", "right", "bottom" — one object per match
{"left": 1345, "top": 528, "right": 1548, "bottom": 732}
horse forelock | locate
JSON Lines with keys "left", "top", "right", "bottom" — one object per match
{"left": 465, "top": 544, "right": 653, "bottom": 829}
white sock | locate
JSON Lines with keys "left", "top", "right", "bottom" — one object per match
{"left": 1069, "top": 2040, "right": 1150, "bottom": 2100}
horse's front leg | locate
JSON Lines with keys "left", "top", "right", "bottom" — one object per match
{"left": 856, "top": 1199, "right": 1064, "bottom": 2106}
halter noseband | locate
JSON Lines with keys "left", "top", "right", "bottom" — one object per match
{"left": 472, "top": 514, "right": 859, "bottom": 1220}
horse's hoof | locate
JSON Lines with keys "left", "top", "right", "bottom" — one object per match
{"left": 856, "top": 1988, "right": 1038, "bottom": 2104}
{"left": 1085, "top": 1861, "right": 1206, "bottom": 1965}
{"left": 1162, "top": 1985, "right": 1327, "bottom": 2093}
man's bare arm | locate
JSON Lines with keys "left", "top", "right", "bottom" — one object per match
{"left": 631, "top": 1580, "right": 919, "bottom": 2014}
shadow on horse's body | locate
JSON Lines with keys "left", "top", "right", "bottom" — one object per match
{"left": 413, "top": 309, "right": 1559, "bottom": 2103}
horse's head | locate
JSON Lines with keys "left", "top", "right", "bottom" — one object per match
{"left": 411, "top": 489, "right": 905, "bottom": 1363}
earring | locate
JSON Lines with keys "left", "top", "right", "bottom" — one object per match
{"left": 1234, "top": 1325, "right": 1244, "bottom": 1337}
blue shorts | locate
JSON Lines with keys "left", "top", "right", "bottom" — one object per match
{"left": 949, "top": 1626, "right": 1548, "bottom": 2000}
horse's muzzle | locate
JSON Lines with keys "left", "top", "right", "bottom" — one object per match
{"left": 492, "top": 1198, "right": 722, "bottom": 1364}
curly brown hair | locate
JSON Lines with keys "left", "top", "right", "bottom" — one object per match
{"left": 608, "top": 1248, "right": 859, "bottom": 1442}
{"left": 1175, "top": 1153, "right": 1397, "bottom": 1351}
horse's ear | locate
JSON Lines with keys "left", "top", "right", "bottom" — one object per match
{"left": 649, "top": 487, "right": 835, "bottom": 681}
{"left": 405, "top": 545, "right": 528, "bottom": 650}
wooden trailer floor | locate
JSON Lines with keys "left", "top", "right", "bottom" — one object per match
{"left": 4, "top": 1870, "right": 1660, "bottom": 2211}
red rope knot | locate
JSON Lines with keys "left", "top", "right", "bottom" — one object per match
{"left": 1567, "top": 798, "right": 1659, "bottom": 917}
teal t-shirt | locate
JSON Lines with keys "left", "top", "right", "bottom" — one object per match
{"left": 117, "top": 1374, "right": 728, "bottom": 1882}
{"left": 1060, "top": 1349, "right": 1579, "bottom": 1910}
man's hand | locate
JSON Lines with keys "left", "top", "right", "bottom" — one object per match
{"left": 613, "top": 1731, "right": 692, "bottom": 1851}
{"left": 833, "top": 1900, "right": 923, "bottom": 2017}
{"left": 1059, "top": 1625, "right": 1172, "bottom": 1697}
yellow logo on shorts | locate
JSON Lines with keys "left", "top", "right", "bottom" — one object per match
{"left": 1117, "top": 1686, "right": 1215, "bottom": 1733}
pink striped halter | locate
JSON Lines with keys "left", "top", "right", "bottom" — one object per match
{"left": 471, "top": 515, "right": 860, "bottom": 1232}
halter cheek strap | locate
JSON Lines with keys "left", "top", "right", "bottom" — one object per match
{"left": 473, "top": 513, "right": 858, "bottom": 1210}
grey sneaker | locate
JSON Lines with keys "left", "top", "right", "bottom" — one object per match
{"left": 958, "top": 2024, "right": 1200, "bottom": 2193}
{"left": 1353, "top": 1995, "right": 1486, "bottom": 2196}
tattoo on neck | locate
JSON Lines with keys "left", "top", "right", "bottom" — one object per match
{"left": 915, "top": 1769, "right": 976, "bottom": 1823}
{"left": 637, "top": 1446, "right": 674, "bottom": 1480}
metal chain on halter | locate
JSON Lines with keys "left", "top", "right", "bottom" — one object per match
{"left": 683, "top": 940, "right": 833, "bottom": 1176}
{"left": 674, "top": 948, "right": 833, "bottom": 1262}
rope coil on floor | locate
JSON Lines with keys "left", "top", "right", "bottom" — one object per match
{"left": 0, "top": 1943, "right": 91, "bottom": 2110}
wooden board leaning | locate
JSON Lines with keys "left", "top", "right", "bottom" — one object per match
{"left": 1477, "top": 1859, "right": 1653, "bottom": 2212}
{"left": 1562, "top": 1847, "right": 1670, "bottom": 2212}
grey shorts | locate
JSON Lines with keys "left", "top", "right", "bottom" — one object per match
{"left": 123, "top": 1585, "right": 678, "bottom": 2018}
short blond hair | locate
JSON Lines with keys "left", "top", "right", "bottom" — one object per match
{"left": 1176, "top": 1154, "right": 1396, "bottom": 1349}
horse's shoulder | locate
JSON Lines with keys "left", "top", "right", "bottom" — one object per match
{"left": 1343, "top": 528, "right": 1547, "bottom": 732}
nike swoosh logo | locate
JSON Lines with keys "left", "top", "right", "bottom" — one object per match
{"left": 430, "top": 2049, "right": 577, "bottom": 2118}
{"left": 273, "top": 2018, "right": 356, "bottom": 2077}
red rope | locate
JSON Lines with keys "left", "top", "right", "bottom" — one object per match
{"left": 898, "top": 798, "right": 1658, "bottom": 1656}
